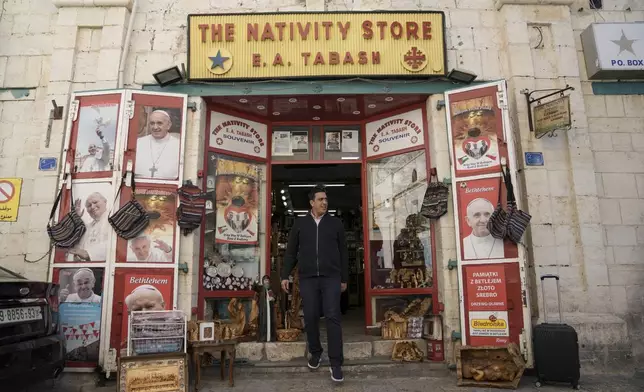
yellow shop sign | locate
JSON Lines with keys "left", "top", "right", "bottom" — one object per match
{"left": 188, "top": 12, "right": 446, "bottom": 80}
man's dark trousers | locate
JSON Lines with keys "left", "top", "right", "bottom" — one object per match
{"left": 300, "top": 275, "right": 343, "bottom": 367}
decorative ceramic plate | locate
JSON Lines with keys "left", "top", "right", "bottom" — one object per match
{"left": 206, "top": 266, "right": 218, "bottom": 278}
{"left": 232, "top": 265, "right": 244, "bottom": 278}
{"left": 217, "top": 263, "right": 232, "bottom": 277}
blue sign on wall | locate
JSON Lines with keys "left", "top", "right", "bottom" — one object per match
{"left": 525, "top": 152, "right": 544, "bottom": 167}
{"left": 38, "top": 157, "right": 58, "bottom": 171}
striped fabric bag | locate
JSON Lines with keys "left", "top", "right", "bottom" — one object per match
{"left": 47, "top": 176, "right": 86, "bottom": 248}
{"left": 108, "top": 177, "right": 149, "bottom": 240}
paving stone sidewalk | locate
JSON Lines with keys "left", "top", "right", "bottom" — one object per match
{"left": 31, "top": 368, "right": 644, "bottom": 392}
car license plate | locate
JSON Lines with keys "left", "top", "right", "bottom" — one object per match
{"left": 0, "top": 306, "right": 43, "bottom": 325}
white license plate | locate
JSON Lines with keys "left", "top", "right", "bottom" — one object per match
{"left": 0, "top": 306, "right": 43, "bottom": 325}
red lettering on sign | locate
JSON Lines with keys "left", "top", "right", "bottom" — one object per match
{"left": 338, "top": 21, "right": 350, "bottom": 40}
{"left": 261, "top": 23, "right": 275, "bottom": 41}
{"left": 406, "top": 22, "right": 419, "bottom": 39}
{"left": 301, "top": 52, "right": 311, "bottom": 65}
{"left": 329, "top": 51, "right": 340, "bottom": 65}
{"left": 275, "top": 22, "right": 286, "bottom": 41}
{"left": 225, "top": 23, "right": 234, "bottom": 42}
{"left": 247, "top": 23, "right": 258, "bottom": 41}
{"left": 343, "top": 52, "right": 354, "bottom": 65}
{"left": 273, "top": 53, "right": 284, "bottom": 66}
{"left": 362, "top": 20, "right": 373, "bottom": 39}
{"left": 198, "top": 24, "right": 209, "bottom": 42}
{"left": 372, "top": 51, "right": 380, "bottom": 64}
{"left": 252, "top": 54, "right": 261, "bottom": 67}
{"left": 313, "top": 52, "right": 325, "bottom": 65}
{"left": 322, "top": 21, "right": 333, "bottom": 40}
{"left": 422, "top": 21, "right": 432, "bottom": 40}
{"left": 376, "top": 21, "right": 387, "bottom": 39}
{"left": 297, "top": 22, "right": 310, "bottom": 40}
{"left": 358, "top": 51, "right": 368, "bottom": 65}
{"left": 390, "top": 21, "right": 402, "bottom": 39}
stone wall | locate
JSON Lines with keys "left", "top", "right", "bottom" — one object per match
{"left": 0, "top": 0, "right": 642, "bottom": 371}
{"left": 571, "top": 0, "right": 644, "bottom": 368}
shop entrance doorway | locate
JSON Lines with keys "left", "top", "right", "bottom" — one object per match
{"left": 200, "top": 93, "right": 439, "bottom": 337}
{"left": 270, "top": 163, "right": 365, "bottom": 336}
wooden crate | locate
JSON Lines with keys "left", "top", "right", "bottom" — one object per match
{"left": 456, "top": 343, "right": 525, "bottom": 390}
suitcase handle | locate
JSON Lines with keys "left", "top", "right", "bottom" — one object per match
{"left": 540, "top": 274, "right": 563, "bottom": 323}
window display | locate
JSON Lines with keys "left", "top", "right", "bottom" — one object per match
{"left": 371, "top": 294, "right": 432, "bottom": 327}
{"left": 203, "top": 153, "right": 266, "bottom": 291}
{"left": 366, "top": 150, "right": 433, "bottom": 289}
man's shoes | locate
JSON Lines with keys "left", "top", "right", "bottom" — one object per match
{"left": 330, "top": 366, "right": 344, "bottom": 382}
{"left": 307, "top": 355, "right": 321, "bottom": 370}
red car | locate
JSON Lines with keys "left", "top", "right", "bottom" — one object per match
{"left": 0, "top": 266, "right": 66, "bottom": 388}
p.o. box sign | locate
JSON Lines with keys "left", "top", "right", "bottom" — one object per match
{"left": 188, "top": 12, "right": 446, "bottom": 80}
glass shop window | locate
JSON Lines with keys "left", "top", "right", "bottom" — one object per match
{"left": 203, "top": 152, "right": 267, "bottom": 292}
{"left": 366, "top": 150, "right": 433, "bottom": 290}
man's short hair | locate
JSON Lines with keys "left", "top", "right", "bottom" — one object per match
{"left": 308, "top": 184, "right": 327, "bottom": 201}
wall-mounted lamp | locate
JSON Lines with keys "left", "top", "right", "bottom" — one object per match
{"left": 436, "top": 100, "right": 445, "bottom": 111}
{"left": 153, "top": 65, "right": 184, "bottom": 87}
{"left": 446, "top": 68, "right": 478, "bottom": 84}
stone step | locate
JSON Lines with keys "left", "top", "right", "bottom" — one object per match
{"left": 235, "top": 339, "right": 430, "bottom": 362}
{"left": 233, "top": 357, "right": 450, "bottom": 375}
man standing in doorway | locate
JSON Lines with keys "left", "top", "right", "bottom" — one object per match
{"left": 281, "top": 184, "right": 348, "bottom": 383}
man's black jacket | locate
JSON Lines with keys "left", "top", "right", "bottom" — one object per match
{"left": 281, "top": 213, "right": 349, "bottom": 283}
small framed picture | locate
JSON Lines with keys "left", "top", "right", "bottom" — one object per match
{"left": 199, "top": 321, "right": 215, "bottom": 341}
{"left": 118, "top": 353, "right": 188, "bottom": 392}
{"left": 325, "top": 131, "right": 341, "bottom": 152}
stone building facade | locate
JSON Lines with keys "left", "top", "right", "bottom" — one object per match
{"left": 0, "top": 0, "right": 642, "bottom": 371}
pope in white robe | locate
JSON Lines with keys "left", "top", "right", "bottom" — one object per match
{"left": 79, "top": 128, "right": 111, "bottom": 172}
{"left": 462, "top": 198, "right": 505, "bottom": 260}
{"left": 127, "top": 235, "right": 173, "bottom": 263}
{"left": 135, "top": 110, "right": 181, "bottom": 180}
{"left": 59, "top": 268, "right": 102, "bottom": 304}
{"left": 67, "top": 192, "right": 111, "bottom": 262}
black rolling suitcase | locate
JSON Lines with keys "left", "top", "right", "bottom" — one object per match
{"left": 533, "top": 274, "right": 581, "bottom": 390}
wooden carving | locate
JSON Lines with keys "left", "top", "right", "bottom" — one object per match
{"left": 187, "top": 320, "right": 199, "bottom": 342}
{"left": 382, "top": 310, "right": 408, "bottom": 340}
{"left": 249, "top": 298, "right": 259, "bottom": 336}
{"left": 274, "top": 297, "right": 284, "bottom": 329}
{"left": 227, "top": 298, "right": 246, "bottom": 338}
{"left": 391, "top": 341, "right": 424, "bottom": 362}
{"left": 287, "top": 268, "right": 303, "bottom": 330}
{"left": 457, "top": 343, "right": 526, "bottom": 389}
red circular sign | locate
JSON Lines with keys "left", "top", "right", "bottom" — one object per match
{"left": 0, "top": 181, "right": 15, "bottom": 203}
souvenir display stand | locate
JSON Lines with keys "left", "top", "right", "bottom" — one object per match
{"left": 127, "top": 310, "right": 187, "bottom": 356}
{"left": 48, "top": 89, "right": 189, "bottom": 376}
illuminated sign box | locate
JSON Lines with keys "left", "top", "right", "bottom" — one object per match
{"left": 581, "top": 22, "right": 644, "bottom": 80}
{"left": 188, "top": 12, "right": 446, "bottom": 80}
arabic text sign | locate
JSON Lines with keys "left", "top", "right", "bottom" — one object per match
{"left": 0, "top": 178, "right": 22, "bottom": 222}
{"left": 533, "top": 96, "right": 571, "bottom": 137}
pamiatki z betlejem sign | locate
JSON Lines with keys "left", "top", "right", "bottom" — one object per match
{"left": 365, "top": 108, "right": 425, "bottom": 157}
{"left": 210, "top": 111, "right": 268, "bottom": 158}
